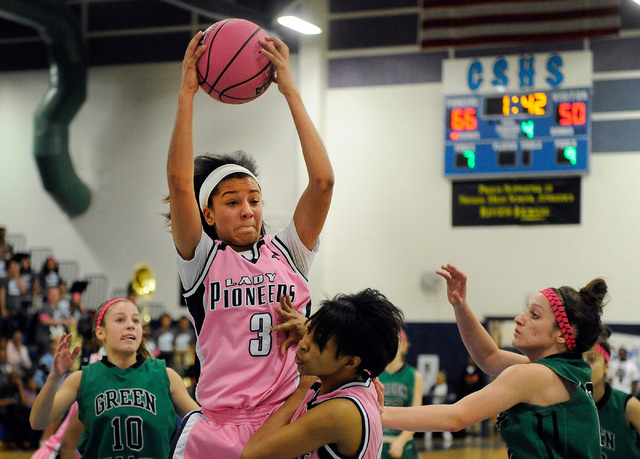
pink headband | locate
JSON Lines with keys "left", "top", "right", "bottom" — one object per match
{"left": 540, "top": 288, "right": 576, "bottom": 352}
{"left": 594, "top": 343, "right": 610, "bottom": 363}
{"left": 96, "top": 298, "right": 128, "bottom": 328}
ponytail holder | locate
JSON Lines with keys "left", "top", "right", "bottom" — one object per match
{"left": 594, "top": 343, "right": 610, "bottom": 363}
{"left": 540, "top": 288, "right": 577, "bottom": 352}
{"left": 96, "top": 298, "right": 127, "bottom": 328}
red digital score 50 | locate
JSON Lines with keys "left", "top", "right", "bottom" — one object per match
{"left": 556, "top": 102, "right": 586, "bottom": 126}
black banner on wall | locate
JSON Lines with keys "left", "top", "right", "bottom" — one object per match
{"left": 452, "top": 177, "right": 581, "bottom": 226}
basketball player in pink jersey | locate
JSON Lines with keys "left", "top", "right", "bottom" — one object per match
{"left": 167, "top": 31, "right": 334, "bottom": 458}
{"left": 241, "top": 289, "right": 405, "bottom": 459}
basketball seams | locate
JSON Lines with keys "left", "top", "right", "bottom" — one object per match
{"left": 218, "top": 62, "right": 273, "bottom": 102}
{"left": 198, "top": 18, "right": 232, "bottom": 90}
{"left": 196, "top": 18, "right": 273, "bottom": 104}
{"left": 210, "top": 26, "right": 263, "bottom": 95}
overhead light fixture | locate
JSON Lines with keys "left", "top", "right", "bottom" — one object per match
{"left": 277, "top": 15, "right": 322, "bottom": 35}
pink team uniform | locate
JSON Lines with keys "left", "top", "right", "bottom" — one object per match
{"left": 170, "top": 221, "right": 316, "bottom": 458}
{"left": 291, "top": 378, "right": 384, "bottom": 459}
{"left": 30, "top": 401, "right": 81, "bottom": 459}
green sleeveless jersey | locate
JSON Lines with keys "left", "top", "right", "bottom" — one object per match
{"left": 597, "top": 384, "right": 640, "bottom": 458}
{"left": 496, "top": 353, "right": 601, "bottom": 458}
{"left": 379, "top": 364, "right": 417, "bottom": 436}
{"left": 77, "top": 356, "right": 177, "bottom": 459}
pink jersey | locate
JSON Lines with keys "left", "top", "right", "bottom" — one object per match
{"left": 291, "top": 379, "right": 384, "bottom": 459}
{"left": 181, "top": 234, "right": 311, "bottom": 412}
{"left": 30, "top": 401, "right": 81, "bottom": 459}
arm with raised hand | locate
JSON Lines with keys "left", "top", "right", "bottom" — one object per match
{"left": 29, "top": 333, "right": 81, "bottom": 430}
{"left": 436, "top": 264, "right": 528, "bottom": 376}
{"left": 259, "top": 36, "right": 334, "bottom": 251}
{"left": 167, "top": 31, "right": 208, "bottom": 260}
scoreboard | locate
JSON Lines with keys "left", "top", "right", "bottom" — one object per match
{"left": 443, "top": 51, "right": 592, "bottom": 179}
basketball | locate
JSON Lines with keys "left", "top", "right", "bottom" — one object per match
{"left": 197, "top": 18, "right": 274, "bottom": 104}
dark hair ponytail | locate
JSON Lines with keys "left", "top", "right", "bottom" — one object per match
{"left": 558, "top": 278, "right": 608, "bottom": 353}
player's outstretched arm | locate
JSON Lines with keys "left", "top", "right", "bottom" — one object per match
{"left": 626, "top": 395, "right": 640, "bottom": 434}
{"left": 242, "top": 383, "right": 361, "bottom": 459}
{"left": 30, "top": 334, "right": 81, "bottom": 430}
{"left": 167, "top": 367, "right": 200, "bottom": 418}
{"left": 168, "top": 31, "right": 208, "bottom": 260}
{"left": 259, "top": 36, "right": 334, "bottom": 251}
{"left": 436, "top": 264, "right": 528, "bottom": 375}
{"left": 383, "top": 363, "right": 535, "bottom": 433}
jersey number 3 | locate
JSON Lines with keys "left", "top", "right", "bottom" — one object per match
{"left": 249, "top": 313, "right": 272, "bottom": 356}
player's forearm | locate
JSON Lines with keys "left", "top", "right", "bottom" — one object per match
{"left": 383, "top": 405, "right": 465, "bottom": 433}
{"left": 245, "top": 383, "right": 309, "bottom": 449}
{"left": 285, "top": 91, "right": 333, "bottom": 188}
{"left": 30, "top": 372, "right": 65, "bottom": 429}
{"left": 167, "top": 92, "right": 196, "bottom": 192}
{"left": 395, "top": 430, "right": 416, "bottom": 446}
{"left": 452, "top": 301, "right": 504, "bottom": 375}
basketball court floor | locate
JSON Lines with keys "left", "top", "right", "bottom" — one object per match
{"left": 0, "top": 437, "right": 508, "bottom": 458}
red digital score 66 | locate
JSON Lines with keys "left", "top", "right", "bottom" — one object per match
{"left": 556, "top": 102, "right": 586, "bottom": 126}
{"left": 450, "top": 107, "right": 478, "bottom": 131}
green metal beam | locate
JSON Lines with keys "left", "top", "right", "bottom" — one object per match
{"left": 0, "top": 0, "right": 91, "bottom": 217}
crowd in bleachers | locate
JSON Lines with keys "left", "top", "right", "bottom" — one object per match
{"left": 0, "top": 226, "right": 197, "bottom": 451}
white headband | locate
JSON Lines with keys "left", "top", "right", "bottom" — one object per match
{"left": 198, "top": 164, "right": 260, "bottom": 211}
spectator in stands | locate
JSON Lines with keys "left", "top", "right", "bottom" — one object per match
{"left": 455, "top": 355, "right": 488, "bottom": 437}
{"left": 0, "top": 257, "right": 26, "bottom": 337}
{"left": 34, "top": 286, "right": 76, "bottom": 350}
{"left": 6, "top": 329, "right": 31, "bottom": 377}
{"left": 155, "top": 313, "right": 176, "bottom": 363}
{"left": 425, "top": 371, "right": 454, "bottom": 446}
{"left": 608, "top": 346, "right": 640, "bottom": 395}
{"left": 126, "top": 281, "right": 138, "bottom": 305}
{"left": 173, "top": 315, "right": 195, "bottom": 376}
{"left": 68, "top": 281, "right": 88, "bottom": 322}
{"left": 143, "top": 322, "right": 158, "bottom": 357}
{"left": 38, "top": 257, "right": 60, "bottom": 299}
{"left": 0, "top": 226, "right": 14, "bottom": 283}
{"left": 33, "top": 337, "right": 57, "bottom": 390}
{"left": 0, "top": 345, "right": 18, "bottom": 447}
{"left": 0, "top": 347, "right": 40, "bottom": 450}
{"left": 17, "top": 252, "right": 39, "bottom": 337}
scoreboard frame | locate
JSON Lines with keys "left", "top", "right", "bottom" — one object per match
{"left": 443, "top": 51, "right": 592, "bottom": 179}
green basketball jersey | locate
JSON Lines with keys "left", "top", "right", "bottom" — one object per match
{"left": 496, "top": 353, "right": 601, "bottom": 458}
{"left": 597, "top": 384, "right": 640, "bottom": 458}
{"left": 379, "top": 364, "right": 419, "bottom": 459}
{"left": 379, "top": 364, "right": 416, "bottom": 436}
{"left": 77, "top": 356, "right": 177, "bottom": 459}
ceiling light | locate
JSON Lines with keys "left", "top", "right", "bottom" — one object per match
{"left": 277, "top": 15, "right": 322, "bottom": 35}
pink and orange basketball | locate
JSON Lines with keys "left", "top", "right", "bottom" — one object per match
{"left": 197, "top": 18, "right": 274, "bottom": 104}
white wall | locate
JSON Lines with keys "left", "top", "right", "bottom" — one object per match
{"left": 1, "top": 61, "right": 300, "bottom": 313}
{"left": 2, "top": 52, "right": 640, "bottom": 325}
{"left": 323, "top": 82, "right": 640, "bottom": 323}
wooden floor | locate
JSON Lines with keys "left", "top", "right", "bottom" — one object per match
{"left": 0, "top": 437, "right": 507, "bottom": 458}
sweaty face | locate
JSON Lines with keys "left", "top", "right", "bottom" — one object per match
{"left": 583, "top": 348, "right": 607, "bottom": 386}
{"left": 512, "top": 293, "right": 561, "bottom": 352}
{"left": 295, "top": 330, "right": 348, "bottom": 378}
{"left": 96, "top": 301, "right": 142, "bottom": 353}
{"left": 204, "top": 176, "right": 263, "bottom": 251}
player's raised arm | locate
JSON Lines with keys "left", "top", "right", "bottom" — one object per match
{"left": 167, "top": 31, "right": 208, "bottom": 260}
{"left": 30, "top": 334, "right": 81, "bottom": 430}
{"left": 436, "top": 264, "right": 529, "bottom": 375}
{"left": 259, "top": 36, "right": 334, "bottom": 251}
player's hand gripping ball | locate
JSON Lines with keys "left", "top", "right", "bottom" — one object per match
{"left": 197, "top": 18, "right": 274, "bottom": 104}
